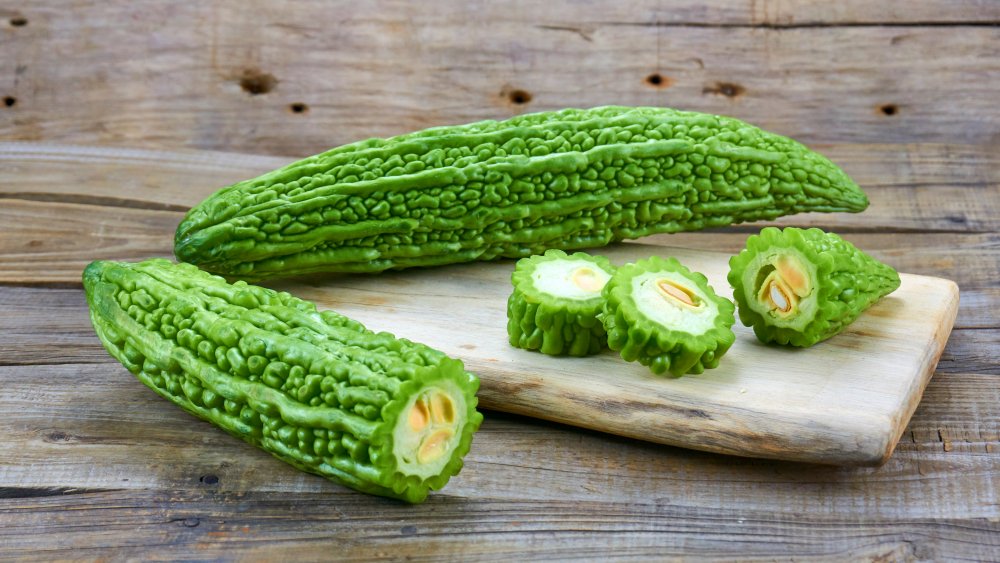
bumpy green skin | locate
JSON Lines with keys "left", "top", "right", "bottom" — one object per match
{"left": 507, "top": 249, "right": 615, "bottom": 356}
{"left": 728, "top": 227, "right": 901, "bottom": 347}
{"left": 82, "top": 259, "right": 482, "bottom": 503}
{"left": 175, "top": 106, "right": 869, "bottom": 280}
{"left": 601, "top": 257, "right": 736, "bottom": 377}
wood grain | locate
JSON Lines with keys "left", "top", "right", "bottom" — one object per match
{"left": 3, "top": 141, "right": 997, "bottom": 231}
{"left": 1, "top": 143, "right": 998, "bottom": 285}
{"left": 0, "top": 284, "right": 995, "bottom": 556}
{"left": 2, "top": 2, "right": 999, "bottom": 157}
{"left": 4, "top": 193, "right": 998, "bottom": 286}
{"left": 1, "top": 489, "right": 998, "bottom": 561}
{"left": 1, "top": 0, "right": 998, "bottom": 558}
{"left": 1, "top": 358, "right": 996, "bottom": 512}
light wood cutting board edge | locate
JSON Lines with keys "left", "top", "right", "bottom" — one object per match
{"left": 469, "top": 273, "right": 959, "bottom": 467}
{"left": 273, "top": 243, "right": 961, "bottom": 467}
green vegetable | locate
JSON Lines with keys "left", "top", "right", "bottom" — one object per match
{"left": 727, "top": 227, "right": 901, "bottom": 347}
{"left": 83, "top": 258, "right": 482, "bottom": 503}
{"left": 175, "top": 106, "right": 869, "bottom": 280}
{"left": 507, "top": 249, "right": 615, "bottom": 356}
{"left": 601, "top": 256, "right": 736, "bottom": 377}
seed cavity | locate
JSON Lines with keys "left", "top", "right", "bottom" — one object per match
{"left": 775, "top": 255, "right": 810, "bottom": 296}
{"left": 754, "top": 254, "right": 811, "bottom": 318}
{"left": 757, "top": 272, "right": 797, "bottom": 317}
{"left": 399, "top": 388, "right": 461, "bottom": 468}
{"left": 656, "top": 279, "right": 700, "bottom": 308}
{"left": 571, "top": 267, "right": 604, "bottom": 293}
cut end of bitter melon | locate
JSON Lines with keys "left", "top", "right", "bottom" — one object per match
{"left": 737, "top": 244, "right": 820, "bottom": 333}
{"left": 507, "top": 249, "right": 616, "bottom": 356}
{"left": 728, "top": 227, "right": 901, "bottom": 347}
{"left": 392, "top": 380, "right": 469, "bottom": 479}
{"left": 602, "top": 256, "right": 735, "bottom": 377}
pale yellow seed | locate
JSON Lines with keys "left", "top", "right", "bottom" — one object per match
{"left": 571, "top": 267, "right": 604, "bottom": 293}
{"left": 775, "top": 255, "right": 810, "bottom": 297}
{"left": 429, "top": 391, "right": 455, "bottom": 425}
{"left": 408, "top": 399, "right": 428, "bottom": 432}
{"left": 656, "top": 279, "right": 698, "bottom": 307}
{"left": 417, "top": 429, "right": 454, "bottom": 464}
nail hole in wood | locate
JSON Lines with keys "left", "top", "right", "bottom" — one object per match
{"left": 199, "top": 474, "right": 219, "bottom": 485}
{"left": 239, "top": 69, "right": 277, "bottom": 96}
{"left": 289, "top": 102, "right": 308, "bottom": 114}
{"left": 3, "top": 96, "right": 16, "bottom": 108}
{"left": 880, "top": 104, "right": 898, "bottom": 116}
{"left": 703, "top": 82, "right": 745, "bottom": 98}
{"left": 9, "top": 17, "right": 27, "bottom": 27}
{"left": 508, "top": 89, "right": 532, "bottom": 105}
{"left": 645, "top": 73, "right": 674, "bottom": 89}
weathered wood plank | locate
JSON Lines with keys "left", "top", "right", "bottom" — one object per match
{"left": 6, "top": 281, "right": 994, "bottom": 372}
{"left": 1, "top": 488, "right": 999, "bottom": 561}
{"left": 1, "top": 3, "right": 998, "bottom": 155}
{"left": 0, "top": 287, "right": 109, "bottom": 366}
{"left": 0, "top": 361, "right": 997, "bottom": 516}
{"left": 4, "top": 284, "right": 993, "bottom": 367}
{"left": 0, "top": 142, "right": 288, "bottom": 210}
{"left": 0, "top": 199, "right": 177, "bottom": 284}
{"left": 5, "top": 0, "right": 1000, "bottom": 32}
{"left": 3, "top": 195, "right": 995, "bottom": 289}
{"left": 0, "top": 282, "right": 994, "bottom": 503}
{"left": 3, "top": 142, "right": 997, "bottom": 232}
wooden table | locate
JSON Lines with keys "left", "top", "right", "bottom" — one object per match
{"left": 2, "top": 1, "right": 998, "bottom": 559}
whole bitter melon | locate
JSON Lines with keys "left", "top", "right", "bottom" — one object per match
{"left": 83, "top": 259, "right": 482, "bottom": 503}
{"left": 728, "top": 227, "right": 901, "bottom": 347}
{"left": 175, "top": 106, "right": 869, "bottom": 280}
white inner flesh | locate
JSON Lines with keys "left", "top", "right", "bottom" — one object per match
{"left": 530, "top": 259, "right": 612, "bottom": 301}
{"left": 630, "top": 271, "right": 719, "bottom": 336}
{"left": 392, "top": 380, "right": 467, "bottom": 479}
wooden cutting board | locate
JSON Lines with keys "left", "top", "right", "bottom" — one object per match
{"left": 268, "top": 243, "right": 959, "bottom": 467}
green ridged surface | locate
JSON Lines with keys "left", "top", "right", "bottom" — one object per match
{"left": 601, "top": 256, "right": 736, "bottom": 377}
{"left": 175, "top": 106, "right": 869, "bottom": 280}
{"left": 507, "top": 249, "right": 615, "bottom": 356}
{"left": 728, "top": 227, "right": 901, "bottom": 347}
{"left": 83, "top": 259, "right": 482, "bottom": 503}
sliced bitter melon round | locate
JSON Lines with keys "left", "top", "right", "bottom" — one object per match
{"left": 727, "top": 226, "right": 901, "bottom": 347}
{"left": 507, "top": 249, "right": 616, "bottom": 356}
{"left": 601, "top": 256, "right": 736, "bottom": 377}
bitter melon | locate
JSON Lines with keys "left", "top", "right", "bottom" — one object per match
{"left": 728, "top": 227, "right": 901, "bottom": 347}
{"left": 602, "top": 256, "right": 736, "bottom": 377}
{"left": 83, "top": 259, "right": 482, "bottom": 503}
{"left": 175, "top": 106, "right": 869, "bottom": 280}
{"left": 507, "top": 249, "right": 615, "bottom": 356}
